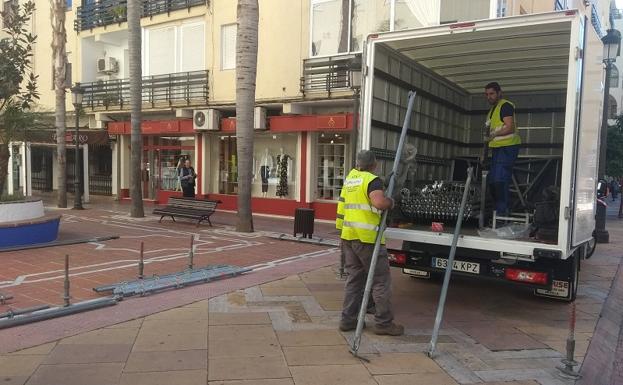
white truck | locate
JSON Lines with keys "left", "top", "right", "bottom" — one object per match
{"left": 359, "top": 10, "right": 603, "bottom": 301}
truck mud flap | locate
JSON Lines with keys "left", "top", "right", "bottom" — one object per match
{"left": 533, "top": 254, "right": 579, "bottom": 302}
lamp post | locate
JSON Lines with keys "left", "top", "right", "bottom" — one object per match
{"left": 71, "top": 83, "right": 84, "bottom": 210}
{"left": 595, "top": 29, "right": 621, "bottom": 243}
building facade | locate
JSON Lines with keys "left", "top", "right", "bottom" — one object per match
{"left": 1, "top": 0, "right": 615, "bottom": 219}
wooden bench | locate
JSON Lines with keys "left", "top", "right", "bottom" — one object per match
{"left": 153, "top": 197, "right": 221, "bottom": 226}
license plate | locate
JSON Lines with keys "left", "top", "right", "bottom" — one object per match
{"left": 535, "top": 280, "right": 569, "bottom": 298}
{"left": 403, "top": 268, "right": 430, "bottom": 277}
{"left": 432, "top": 258, "right": 480, "bottom": 274}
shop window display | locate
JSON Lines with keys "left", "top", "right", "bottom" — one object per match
{"left": 316, "top": 133, "right": 349, "bottom": 200}
{"left": 217, "top": 133, "right": 298, "bottom": 198}
{"left": 142, "top": 136, "right": 194, "bottom": 199}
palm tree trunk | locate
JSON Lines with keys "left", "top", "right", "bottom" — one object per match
{"left": 128, "top": 0, "right": 144, "bottom": 217}
{"left": 50, "top": 0, "right": 67, "bottom": 207}
{"left": 338, "top": 0, "right": 350, "bottom": 53}
{"left": 235, "top": 0, "right": 259, "bottom": 232}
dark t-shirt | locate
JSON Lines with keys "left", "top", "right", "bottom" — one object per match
{"left": 367, "top": 177, "right": 383, "bottom": 195}
{"left": 489, "top": 101, "right": 514, "bottom": 121}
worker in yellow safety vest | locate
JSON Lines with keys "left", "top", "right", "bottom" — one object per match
{"left": 484, "top": 82, "right": 521, "bottom": 217}
{"left": 336, "top": 150, "right": 403, "bottom": 336}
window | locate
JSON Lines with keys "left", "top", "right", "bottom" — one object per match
{"left": 66, "top": 0, "right": 72, "bottom": 9}
{"left": 144, "top": 20, "right": 205, "bottom": 76}
{"left": 221, "top": 24, "right": 237, "bottom": 70}
{"left": 496, "top": 0, "right": 507, "bottom": 17}
{"left": 609, "top": 64, "right": 619, "bottom": 88}
{"left": 609, "top": 95, "right": 618, "bottom": 120}
{"left": 554, "top": 0, "right": 568, "bottom": 11}
{"left": 310, "top": 0, "right": 440, "bottom": 57}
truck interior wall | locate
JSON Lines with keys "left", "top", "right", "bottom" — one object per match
{"left": 371, "top": 43, "right": 470, "bottom": 181}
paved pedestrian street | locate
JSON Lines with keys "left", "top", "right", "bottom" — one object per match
{"left": 0, "top": 203, "right": 622, "bottom": 384}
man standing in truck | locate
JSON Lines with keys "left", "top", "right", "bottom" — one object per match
{"left": 485, "top": 82, "right": 521, "bottom": 217}
{"left": 336, "top": 150, "right": 403, "bottom": 336}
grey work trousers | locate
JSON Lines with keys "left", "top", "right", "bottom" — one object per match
{"left": 341, "top": 239, "right": 394, "bottom": 327}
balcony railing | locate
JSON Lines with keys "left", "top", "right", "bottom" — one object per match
{"left": 82, "top": 70, "right": 209, "bottom": 110}
{"left": 300, "top": 54, "right": 361, "bottom": 95}
{"left": 75, "top": 0, "right": 206, "bottom": 32}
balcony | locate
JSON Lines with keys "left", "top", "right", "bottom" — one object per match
{"left": 82, "top": 70, "right": 209, "bottom": 110}
{"left": 75, "top": 0, "right": 207, "bottom": 32}
{"left": 300, "top": 54, "right": 361, "bottom": 95}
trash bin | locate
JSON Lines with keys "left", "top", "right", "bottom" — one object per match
{"left": 294, "top": 208, "right": 315, "bottom": 239}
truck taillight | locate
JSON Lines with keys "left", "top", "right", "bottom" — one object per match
{"left": 388, "top": 252, "right": 406, "bottom": 265}
{"left": 505, "top": 268, "right": 548, "bottom": 285}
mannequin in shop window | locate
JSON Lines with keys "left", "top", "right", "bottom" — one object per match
{"left": 258, "top": 148, "right": 273, "bottom": 198}
{"left": 276, "top": 148, "right": 291, "bottom": 198}
{"left": 179, "top": 158, "right": 197, "bottom": 198}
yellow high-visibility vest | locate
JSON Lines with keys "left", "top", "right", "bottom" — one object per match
{"left": 336, "top": 196, "right": 345, "bottom": 230}
{"left": 488, "top": 98, "right": 521, "bottom": 148}
{"left": 338, "top": 169, "right": 384, "bottom": 244}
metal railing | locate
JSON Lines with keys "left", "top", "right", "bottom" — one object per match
{"left": 82, "top": 70, "right": 209, "bottom": 110}
{"left": 300, "top": 54, "right": 361, "bottom": 94}
{"left": 89, "top": 174, "right": 112, "bottom": 196}
{"left": 75, "top": 0, "right": 206, "bottom": 32}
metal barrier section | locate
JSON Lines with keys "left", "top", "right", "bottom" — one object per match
{"left": 93, "top": 265, "right": 251, "bottom": 298}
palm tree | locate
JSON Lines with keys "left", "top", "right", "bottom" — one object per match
{"left": 50, "top": 0, "right": 68, "bottom": 208}
{"left": 128, "top": 0, "right": 144, "bottom": 217}
{"left": 235, "top": 0, "right": 259, "bottom": 232}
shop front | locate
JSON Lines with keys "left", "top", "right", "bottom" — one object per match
{"left": 109, "top": 120, "right": 202, "bottom": 204}
{"left": 203, "top": 113, "right": 354, "bottom": 220}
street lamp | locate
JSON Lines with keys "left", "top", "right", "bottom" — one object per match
{"left": 71, "top": 82, "right": 84, "bottom": 210}
{"left": 595, "top": 29, "right": 621, "bottom": 243}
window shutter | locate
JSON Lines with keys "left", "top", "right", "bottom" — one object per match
{"left": 221, "top": 24, "right": 237, "bottom": 70}
{"left": 181, "top": 22, "right": 205, "bottom": 72}
{"left": 148, "top": 26, "right": 176, "bottom": 75}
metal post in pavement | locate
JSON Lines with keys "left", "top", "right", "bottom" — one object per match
{"left": 350, "top": 90, "right": 417, "bottom": 359}
{"left": 188, "top": 235, "right": 195, "bottom": 270}
{"left": 63, "top": 254, "right": 71, "bottom": 307}
{"left": 557, "top": 301, "right": 581, "bottom": 379}
{"left": 428, "top": 167, "right": 473, "bottom": 358}
{"left": 138, "top": 241, "right": 145, "bottom": 279}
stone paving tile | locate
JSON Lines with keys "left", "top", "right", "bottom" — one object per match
{"left": 260, "top": 287, "right": 312, "bottom": 296}
{"left": 104, "top": 319, "right": 143, "bottom": 329}
{"left": 119, "top": 370, "right": 207, "bottom": 385}
{"left": 362, "top": 352, "right": 444, "bottom": 375}
{"left": 9, "top": 342, "right": 57, "bottom": 356}
{"left": 283, "top": 345, "right": 360, "bottom": 366}
{"left": 209, "top": 339, "right": 283, "bottom": 358}
{"left": 208, "top": 312, "right": 271, "bottom": 325}
{"left": 260, "top": 278, "right": 307, "bottom": 288}
{"left": 132, "top": 330, "right": 208, "bottom": 352}
{"left": 122, "top": 350, "right": 208, "bottom": 372}
{"left": 480, "top": 381, "right": 541, "bottom": 385}
{"left": 0, "top": 355, "right": 46, "bottom": 377}
{"left": 374, "top": 372, "right": 459, "bottom": 385}
{"left": 276, "top": 329, "right": 346, "bottom": 346}
{"left": 208, "top": 380, "right": 294, "bottom": 385}
{"left": 25, "top": 363, "right": 124, "bottom": 385}
{"left": 145, "top": 307, "right": 209, "bottom": 321}
{"left": 139, "top": 319, "right": 208, "bottom": 334}
{"left": 208, "top": 355, "right": 291, "bottom": 381}
{"left": 58, "top": 327, "right": 139, "bottom": 345}
{"left": 208, "top": 325, "right": 277, "bottom": 342}
{"left": 289, "top": 364, "right": 377, "bottom": 385}
{"left": 42, "top": 344, "right": 132, "bottom": 364}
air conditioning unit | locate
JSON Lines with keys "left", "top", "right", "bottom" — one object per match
{"left": 254, "top": 107, "right": 267, "bottom": 130}
{"left": 97, "top": 57, "right": 119, "bottom": 74}
{"left": 194, "top": 109, "right": 220, "bottom": 131}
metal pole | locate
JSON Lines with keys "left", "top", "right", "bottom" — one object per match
{"left": 557, "top": 301, "right": 581, "bottom": 379}
{"left": 350, "top": 91, "right": 417, "bottom": 357}
{"left": 73, "top": 106, "right": 83, "bottom": 210}
{"left": 63, "top": 254, "right": 71, "bottom": 307}
{"left": 428, "top": 167, "right": 474, "bottom": 358}
{"left": 138, "top": 241, "right": 144, "bottom": 279}
{"left": 595, "top": 60, "right": 611, "bottom": 243}
{"left": 188, "top": 235, "right": 194, "bottom": 270}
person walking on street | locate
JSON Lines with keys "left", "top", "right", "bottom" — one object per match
{"left": 179, "top": 158, "right": 197, "bottom": 198}
{"left": 484, "top": 82, "right": 521, "bottom": 217}
{"left": 337, "top": 150, "right": 404, "bottom": 336}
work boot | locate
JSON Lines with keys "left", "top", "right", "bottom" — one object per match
{"left": 373, "top": 322, "right": 404, "bottom": 336}
{"left": 339, "top": 320, "right": 365, "bottom": 332}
